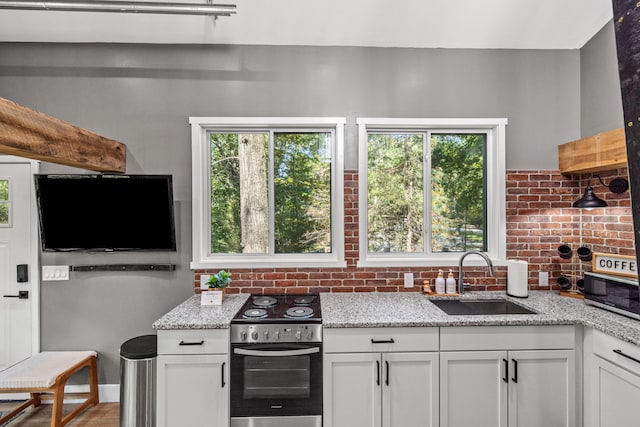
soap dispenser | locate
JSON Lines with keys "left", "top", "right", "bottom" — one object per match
{"left": 435, "top": 270, "right": 445, "bottom": 294}
{"left": 446, "top": 269, "right": 457, "bottom": 294}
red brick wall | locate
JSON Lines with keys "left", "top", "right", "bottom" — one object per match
{"left": 194, "top": 168, "right": 635, "bottom": 294}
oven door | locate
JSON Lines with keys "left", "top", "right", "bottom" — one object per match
{"left": 230, "top": 343, "right": 322, "bottom": 419}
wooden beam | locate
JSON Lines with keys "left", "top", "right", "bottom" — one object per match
{"left": 0, "top": 97, "right": 126, "bottom": 172}
{"left": 557, "top": 127, "right": 627, "bottom": 174}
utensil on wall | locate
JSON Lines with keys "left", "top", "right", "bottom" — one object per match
{"left": 577, "top": 246, "right": 593, "bottom": 262}
{"left": 557, "top": 275, "right": 572, "bottom": 290}
{"left": 557, "top": 244, "right": 573, "bottom": 259}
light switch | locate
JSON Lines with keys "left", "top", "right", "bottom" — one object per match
{"left": 42, "top": 265, "right": 70, "bottom": 281}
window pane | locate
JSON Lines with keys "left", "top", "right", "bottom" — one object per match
{"left": 431, "top": 133, "right": 486, "bottom": 252}
{"left": 209, "top": 132, "right": 269, "bottom": 254}
{"left": 0, "top": 180, "right": 8, "bottom": 201}
{"left": 367, "top": 133, "right": 424, "bottom": 253}
{"left": 274, "top": 132, "right": 332, "bottom": 254}
{"left": 0, "top": 180, "right": 9, "bottom": 225}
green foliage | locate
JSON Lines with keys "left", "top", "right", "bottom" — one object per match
{"left": 431, "top": 134, "right": 486, "bottom": 252}
{"left": 208, "top": 131, "right": 331, "bottom": 255}
{"left": 366, "top": 132, "right": 486, "bottom": 254}
{"left": 367, "top": 133, "right": 424, "bottom": 252}
{"left": 208, "top": 270, "right": 232, "bottom": 288}
{"left": 274, "top": 132, "right": 331, "bottom": 253}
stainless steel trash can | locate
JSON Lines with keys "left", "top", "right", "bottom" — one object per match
{"left": 120, "top": 334, "right": 157, "bottom": 427}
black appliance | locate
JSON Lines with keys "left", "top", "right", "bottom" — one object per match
{"left": 34, "top": 174, "right": 176, "bottom": 252}
{"left": 584, "top": 272, "right": 640, "bottom": 320}
{"left": 230, "top": 295, "right": 322, "bottom": 427}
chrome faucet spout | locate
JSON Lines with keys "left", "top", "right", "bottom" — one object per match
{"left": 457, "top": 250, "right": 495, "bottom": 294}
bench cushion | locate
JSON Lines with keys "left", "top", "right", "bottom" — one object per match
{"left": 0, "top": 351, "right": 97, "bottom": 389}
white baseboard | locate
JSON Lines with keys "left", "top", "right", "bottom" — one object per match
{"left": 1, "top": 384, "right": 120, "bottom": 403}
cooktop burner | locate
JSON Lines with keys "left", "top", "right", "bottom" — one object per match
{"left": 252, "top": 296, "right": 278, "bottom": 308}
{"left": 243, "top": 308, "right": 268, "bottom": 319}
{"left": 232, "top": 294, "right": 321, "bottom": 324}
{"left": 285, "top": 306, "right": 314, "bottom": 318}
{"left": 293, "top": 296, "right": 316, "bottom": 306}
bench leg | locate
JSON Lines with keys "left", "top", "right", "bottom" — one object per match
{"left": 0, "top": 397, "right": 39, "bottom": 425}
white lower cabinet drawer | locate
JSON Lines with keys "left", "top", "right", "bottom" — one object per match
{"left": 157, "top": 329, "right": 229, "bottom": 355}
{"left": 323, "top": 327, "right": 439, "bottom": 353}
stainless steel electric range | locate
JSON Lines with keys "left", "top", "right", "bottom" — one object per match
{"left": 230, "top": 295, "right": 322, "bottom": 427}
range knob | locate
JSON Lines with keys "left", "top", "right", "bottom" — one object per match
{"left": 274, "top": 330, "right": 280, "bottom": 340}
{"left": 240, "top": 330, "right": 248, "bottom": 341}
{"left": 263, "top": 330, "right": 269, "bottom": 340}
{"left": 295, "top": 330, "right": 302, "bottom": 340}
{"left": 307, "top": 330, "right": 314, "bottom": 339}
{"left": 251, "top": 331, "right": 258, "bottom": 341}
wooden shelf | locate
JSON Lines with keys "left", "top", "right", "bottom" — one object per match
{"left": 558, "top": 128, "right": 627, "bottom": 174}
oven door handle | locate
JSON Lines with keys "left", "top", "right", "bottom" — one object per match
{"left": 234, "top": 347, "right": 320, "bottom": 357}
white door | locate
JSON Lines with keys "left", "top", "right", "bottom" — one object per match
{"left": 323, "top": 352, "right": 381, "bottom": 427}
{"left": 440, "top": 351, "right": 508, "bottom": 427}
{"left": 382, "top": 352, "right": 438, "bottom": 427}
{"left": 590, "top": 354, "right": 640, "bottom": 427}
{"left": 156, "top": 354, "right": 229, "bottom": 427}
{"left": 508, "top": 350, "right": 575, "bottom": 427}
{"left": 0, "top": 160, "right": 39, "bottom": 370}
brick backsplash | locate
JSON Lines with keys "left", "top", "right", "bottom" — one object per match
{"left": 194, "top": 169, "right": 635, "bottom": 294}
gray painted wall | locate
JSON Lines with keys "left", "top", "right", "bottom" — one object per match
{"left": 0, "top": 43, "right": 581, "bottom": 383}
{"left": 580, "top": 20, "right": 624, "bottom": 137}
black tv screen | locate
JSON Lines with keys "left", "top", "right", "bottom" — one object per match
{"left": 35, "top": 174, "right": 176, "bottom": 252}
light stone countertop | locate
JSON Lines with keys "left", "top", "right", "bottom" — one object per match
{"left": 320, "top": 291, "right": 640, "bottom": 346}
{"left": 152, "top": 294, "right": 249, "bottom": 330}
{"left": 152, "top": 290, "right": 640, "bottom": 347}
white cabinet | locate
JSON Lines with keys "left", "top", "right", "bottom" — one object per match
{"left": 156, "top": 329, "right": 229, "bottom": 427}
{"left": 440, "top": 326, "right": 576, "bottom": 427}
{"left": 584, "top": 328, "right": 640, "bottom": 427}
{"left": 323, "top": 327, "right": 439, "bottom": 427}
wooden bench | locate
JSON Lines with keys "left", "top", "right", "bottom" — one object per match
{"left": 0, "top": 351, "right": 99, "bottom": 427}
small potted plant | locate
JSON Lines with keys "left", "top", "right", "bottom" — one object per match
{"left": 207, "top": 270, "right": 232, "bottom": 302}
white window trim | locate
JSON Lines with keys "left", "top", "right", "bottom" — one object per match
{"left": 357, "top": 118, "right": 508, "bottom": 268}
{"left": 190, "top": 117, "right": 346, "bottom": 269}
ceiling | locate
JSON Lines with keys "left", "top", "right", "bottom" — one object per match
{"left": 0, "top": 0, "right": 613, "bottom": 49}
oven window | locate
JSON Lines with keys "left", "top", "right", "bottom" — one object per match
{"left": 244, "top": 355, "right": 310, "bottom": 399}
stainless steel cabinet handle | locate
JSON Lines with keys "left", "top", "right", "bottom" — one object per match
{"left": 385, "top": 360, "right": 390, "bottom": 386}
{"left": 234, "top": 347, "right": 320, "bottom": 357}
{"left": 179, "top": 340, "right": 204, "bottom": 346}
{"left": 502, "top": 358, "right": 508, "bottom": 383}
{"left": 221, "top": 362, "right": 226, "bottom": 388}
{"left": 613, "top": 349, "right": 640, "bottom": 365}
{"left": 371, "top": 338, "right": 395, "bottom": 344}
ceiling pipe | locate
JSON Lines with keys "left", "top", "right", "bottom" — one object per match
{"left": 0, "top": 0, "right": 236, "bottom": 15}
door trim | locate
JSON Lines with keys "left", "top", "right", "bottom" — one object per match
{"left": 0, "top": 155, "right": 41, "bottom": 356}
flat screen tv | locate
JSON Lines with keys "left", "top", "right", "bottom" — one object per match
{"left": 34, "top": 174, "right": 176, "bottom": 252}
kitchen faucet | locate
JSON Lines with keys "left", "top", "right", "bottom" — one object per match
{"left": 458, "top": 250, "right": 495, "bottom": 294}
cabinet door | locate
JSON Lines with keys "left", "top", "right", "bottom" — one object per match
{"left": 157, "top": 354, "right": 228, "bottom": 427}
{"left": 440, "top": 351, "right": 507, "bottom": 427}
{"left": 382, "top": 352, "right": 438, "bottom": 427}
{"left": 323, "top": 353, "right": 381, "bottom": 427}
{"left": 508, "top": 350, "right": 575, "bottom": 427}
{"left": 591, "top": 355, "right": 640, "bottom": 427}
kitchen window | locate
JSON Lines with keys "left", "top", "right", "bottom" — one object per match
{"left": 190, "top": 117, "right": 346, "bottom": 268}
{"left": 357, "top": 118, "right": 507, "bottom": 267}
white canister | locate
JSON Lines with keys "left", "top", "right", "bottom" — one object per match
{"left": 507, "top": 259, "right": 529, "bottom": 298}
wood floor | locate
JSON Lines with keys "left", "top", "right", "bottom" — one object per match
{"left": 0, "top": 401, "right": 119, "bottom": 426}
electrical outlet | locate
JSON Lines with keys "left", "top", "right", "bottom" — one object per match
{"left": 42, "top": 265, "right": 70, "bottom": 281}
{"left": 200, "top": 274, "right": 211, "bottom": 290}
{"left": 539, "top": 271, "right": 549, "bottom": 287}
{"left": 404, "top": 272, "right": 414, "bottom": 288}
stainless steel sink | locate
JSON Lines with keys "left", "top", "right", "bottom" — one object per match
{"left": 431, "top": 299, "right": 537, "bottom": 315}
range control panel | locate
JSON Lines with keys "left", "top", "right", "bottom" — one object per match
{"left": 230, "top": 324, "right": 322, "bottom": 344}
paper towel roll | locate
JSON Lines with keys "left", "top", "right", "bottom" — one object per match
{"left": 507, "top": 259, "right": 529, "bottom": 298}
